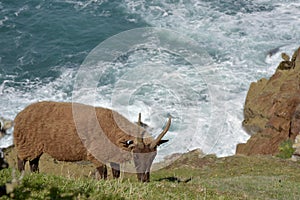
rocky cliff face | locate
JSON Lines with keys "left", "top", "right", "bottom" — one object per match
{"left": 236, "top": 47, "right": 300, "bottom": 155}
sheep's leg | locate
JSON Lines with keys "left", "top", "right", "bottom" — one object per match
{"left": 96, "top": 165, "right": 107, "bottom": 179}
{"left": 29, "top": 155, "right": 41, "bottom": 172}
{"left": 110, "top": 162, "right": 120, "bottom": 178}
{"left": 17, "top": 157, "right": 26, "bottom": 171}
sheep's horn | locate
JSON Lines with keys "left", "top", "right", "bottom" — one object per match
{"left": 137, "top": 113, "right": 144, "bottom": 146}
{"left": 138, "top": 113, "right": 141, "bottom": 125}
{"left": 150, "top": 116, "right": 171, "bottom": 149}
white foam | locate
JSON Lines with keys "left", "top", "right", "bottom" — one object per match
{"left": 60, "top": 0, "right": 107, "bottom": 10}
{"left": 121, "top": 0, "right": 300, "bottom": 157}
{"left": 14, "top": 5, "right": 29, "bottom": 17}
{"left": 2, "top": 0, "right": 300, "bottom": 159}
{"left": 0, "top": 16, "right": 8, "bottom": 26}
{"left": 0, "top": 67, "right": 77, "bottom": 121}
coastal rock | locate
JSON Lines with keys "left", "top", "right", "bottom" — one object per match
{"left": 292, "top": 134, "right": 300, "bottom": 160}
{"left": 237, "top": 47, "right": 300, "bottom": 155}
{"left": 0, "top": 148, "right": 8, "bottom": 170}
{"left": 0, "top": 117, "right": 13, "bottom": 138}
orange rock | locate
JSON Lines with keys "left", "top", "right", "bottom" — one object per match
{"left": 237, "top": 47, "right": 300, "bottom": 155}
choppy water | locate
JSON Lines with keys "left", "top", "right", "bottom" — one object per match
{"left": 1, "top": 0, "right": 300, "bottom": 160}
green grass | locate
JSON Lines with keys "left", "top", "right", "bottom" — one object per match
{"left": 0, "top": 170, "right": 228, "bottom": 200}
{"left": 1, "top": 152, "right": 300, "bottom": 199}
{"left": 277, "top": 139, "right": 295, "bottom": 159}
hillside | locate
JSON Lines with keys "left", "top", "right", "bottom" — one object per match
{"left": 1, "top": 148, "right": 300, "bottom": 199}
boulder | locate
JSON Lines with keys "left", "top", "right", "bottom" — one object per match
{"left": 0, "top": 149, "right": 8, "bottom": 170}
{"left": 237, "top": 47, "right": 300, "bottom": 155}
{"left": 0, "top": 117, "right": 13, "bottom": 138}
{"left": 292, "top": 134, "right": 300, "bottom": 159}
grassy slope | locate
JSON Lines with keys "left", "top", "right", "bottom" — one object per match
{"left": 1, "top": 150, "right": 300, "bottom": 199}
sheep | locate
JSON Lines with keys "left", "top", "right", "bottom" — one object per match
{"left": 13, "top": 101, "right": 171, "bottom": 182}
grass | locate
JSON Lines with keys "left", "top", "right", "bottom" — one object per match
{"left": 1, "top": 151, "right": 300, "bottom": 199}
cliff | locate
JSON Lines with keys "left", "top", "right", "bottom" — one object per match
{"left": 237, "top": 47, "right": 300, "bottom": 155}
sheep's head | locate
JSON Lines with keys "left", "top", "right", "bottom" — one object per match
{"left": 122, "top": 114, "right": 171, "bottom": 182}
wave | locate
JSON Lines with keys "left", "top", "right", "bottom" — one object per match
{"left": 1, "top": 0, "right": 300, "bottom": 158}
{"left": 121, "top": 0, "right": 300, "bottom": 157}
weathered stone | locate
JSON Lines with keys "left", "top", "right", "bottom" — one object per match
{"left": 0, "top": 117, "right": 13, "bottom": 139}
{"left": 0, "top": 149, "right": 8, "bottom": 170}
{"left": 290, "top": 105, "right": 300, "bottom": 137}
{"left": 281, "top": 53, "right": 290, "bottom": 61}
{"left": 237, "top": 47, "right": 300, "bottom": 155}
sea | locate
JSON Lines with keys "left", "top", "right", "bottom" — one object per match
{"left": 1, "top": 0, "right": 300, "bottom": 161}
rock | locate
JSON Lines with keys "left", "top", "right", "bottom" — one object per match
{"left": 0, "top": 148, "right": 8, "bottom": 170}
{"left": 0, "top": 117, "right": 13, "bottom": 139}
{"left": 292, "top": 134, "right": 300, "bottom": 160}
{"left": 237, "top": 47, "right": 300, "bottom": 155}
{"left": 281, "top": 53, "right": 290, "bottom": 61}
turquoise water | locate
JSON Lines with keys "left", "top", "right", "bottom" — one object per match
{"left": 0, "top": 0, "right": 145, "bottom": 82}
{"left": 1, "top": 0, "right": 300, "bottom": 158}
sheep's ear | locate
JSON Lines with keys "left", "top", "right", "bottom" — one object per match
{"left": 120, "top": 140, "right": 134, "bottom": 148}
{"left": 157, "top": 139, "right": 169, "bottom": 146}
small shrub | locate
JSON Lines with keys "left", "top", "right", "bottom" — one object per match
{"left": 277, "top": 139, "right": 295, "bottom": 159}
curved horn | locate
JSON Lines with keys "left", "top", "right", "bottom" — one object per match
{"left": 150, "top": 116, "right": 171, "bottom": 149}
{"left": 137, "top": 113, "right": 144, "bottom": 147}
{"left": 138, "top": 113, "right": 141, "bottom": 125}
{"left": 0, "top": 118, "right": 3, "bottom": 130}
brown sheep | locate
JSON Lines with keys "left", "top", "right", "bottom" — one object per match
{"left": 13, "top": 101, "right": 171, "bottom": 182}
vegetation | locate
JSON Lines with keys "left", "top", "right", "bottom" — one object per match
{"left": 1, "top": 151, "right": 300, "bottom": 199}
{"left": 277, "top": 139, "right": 295, "bottom": 159}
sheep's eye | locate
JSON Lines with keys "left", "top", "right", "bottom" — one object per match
{"left": 126, "top": 140, "right": 133, "bottom": 145}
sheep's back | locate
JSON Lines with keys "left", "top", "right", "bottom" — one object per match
{"left": 14, "top": 101, "right": 87, "bottom": 161}
{"left": 13, "top": 101, "right": 154, "bottom": 164}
